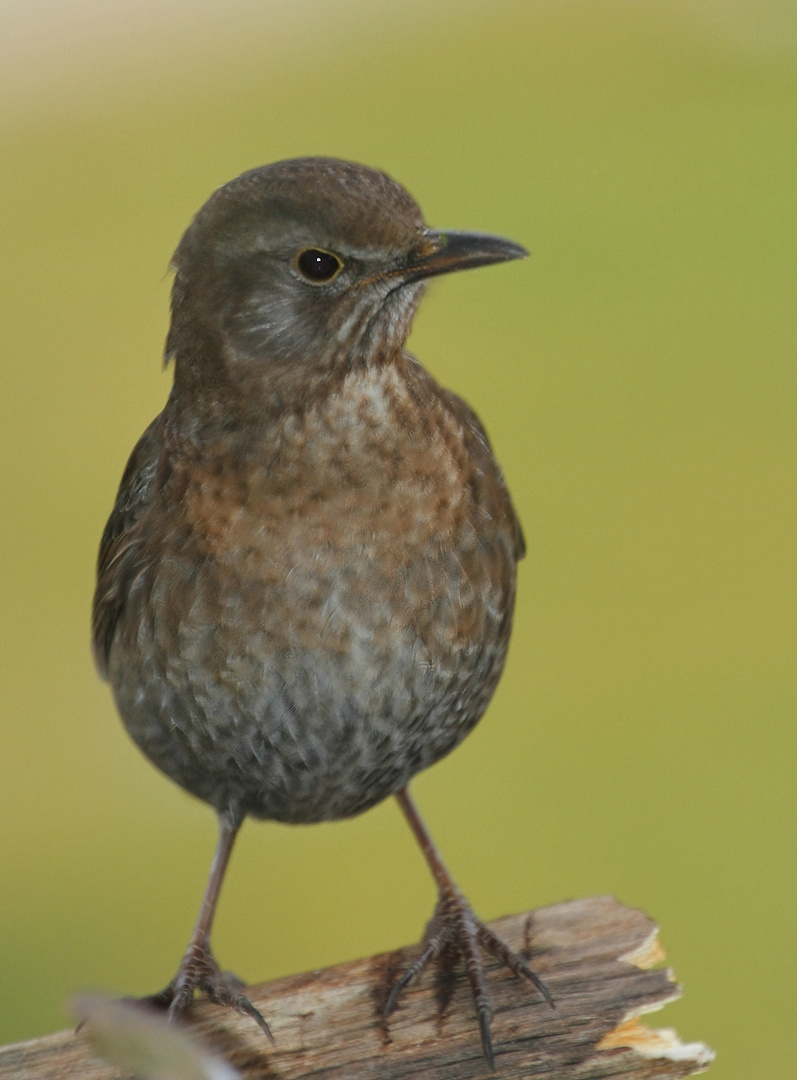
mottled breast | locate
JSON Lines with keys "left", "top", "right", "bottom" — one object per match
{"left": 101, "top": 355, "right": 523, "bottom": 823}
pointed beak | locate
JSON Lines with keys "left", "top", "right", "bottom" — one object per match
{"left": 402, "top": 229, "right": 528, "bottom": 284}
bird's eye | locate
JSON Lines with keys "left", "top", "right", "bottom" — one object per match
{"left": 295, "top": 248, "right": 343, "bottom": 284}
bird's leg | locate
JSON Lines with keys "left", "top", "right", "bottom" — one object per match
{"left": 137, "top": 814, "right": 272, "bottom": 1039}
{"left": 386, "top": 787, "right": 553, "bottom": 1068}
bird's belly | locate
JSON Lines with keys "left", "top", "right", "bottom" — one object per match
{"left": 108, "top": 498, "right": 516, "bottom": 823}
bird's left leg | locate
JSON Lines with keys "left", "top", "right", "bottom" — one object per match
{"left": 385, "top": 787, "right": 553, "bottom": 1068}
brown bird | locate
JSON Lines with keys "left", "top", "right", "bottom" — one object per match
{"left": 92, "top": 156, "right": 551, "bottom": 1066}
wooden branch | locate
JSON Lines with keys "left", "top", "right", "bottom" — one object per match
{"left": 0, "top": 897, "right": 714, "bottom": 1079}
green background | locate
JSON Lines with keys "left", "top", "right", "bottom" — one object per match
{"left": 1, "top": 3, "right": 794, "bottom": 1078}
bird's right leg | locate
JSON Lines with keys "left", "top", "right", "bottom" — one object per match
{"left": 135, "top": 813, "right": 272, "bottom": 1039}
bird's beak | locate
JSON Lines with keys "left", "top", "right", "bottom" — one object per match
{"left": 402, "top": 230, "right": 528, "bottom": 284}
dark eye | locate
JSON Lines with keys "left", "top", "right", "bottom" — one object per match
{"left": 295, "top": 247, "right": 343, "bottom": 283}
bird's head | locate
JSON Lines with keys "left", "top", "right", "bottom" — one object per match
{"left": 166, "top": 158, "right": 526, "bottom": 412}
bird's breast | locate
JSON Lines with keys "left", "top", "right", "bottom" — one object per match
{"left": 107, "top": 360, "right": 518, "bottom": 821}
{"left": 185, "top": 362, "right": 476, "bottom": 566}
{"left": 152, "top": 358, "right": 515, "bottom": 677}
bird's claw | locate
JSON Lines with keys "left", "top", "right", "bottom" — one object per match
{"left": 128, "top": 938, "right": 273, "bottom": 1042}
{"left": 386, "top": 887, "right": 552, "bottom": 1068}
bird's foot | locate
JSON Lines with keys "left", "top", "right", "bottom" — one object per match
{"left": 385, "top": 886, "right": 553, "bottom": 1068}
{"left": 131, "top": 936, "right": 272, "bottom": 1041}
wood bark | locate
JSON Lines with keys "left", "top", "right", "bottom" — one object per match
{"left": 0, "top": 896, "right": 714, "bottom": 1079}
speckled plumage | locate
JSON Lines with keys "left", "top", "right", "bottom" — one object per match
{"left": 96, "top": 358, "right": 521, "bottom": 824}
{"left": 92, "top": 158, "right": 546, "bottom": 1061}
{"left": 94, "top": 158, "right": 524, "bottom": 825}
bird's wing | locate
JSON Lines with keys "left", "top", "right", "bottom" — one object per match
{"left": 442, "top": 388, "right": 527, "bottom": 562}
{"left": 91, "top": 412, "right": 165, "bottom": 677}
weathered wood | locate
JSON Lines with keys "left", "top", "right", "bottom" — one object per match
{"left": 0, "top": 897, "right": 714, "bottom": 1079}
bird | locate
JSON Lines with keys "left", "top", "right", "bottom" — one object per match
{"left": 92, "top": 156, "right": 552, "bottom": 1066}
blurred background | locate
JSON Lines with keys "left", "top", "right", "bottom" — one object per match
{"left": 1, "top": 2, "right": 794, "bottom": 1078}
